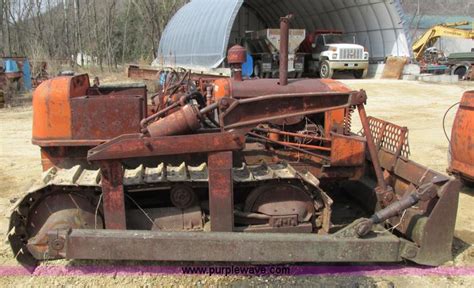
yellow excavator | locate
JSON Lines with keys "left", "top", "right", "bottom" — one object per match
{"left": 412, "top": 21, "right": 474, "bottom": 62}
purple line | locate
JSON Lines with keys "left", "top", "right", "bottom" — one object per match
{"left": 292, "top": 266, "right": 474, "bottom": 277}
{"left": 1, "top": 265, "right": 474, "bottom": 277}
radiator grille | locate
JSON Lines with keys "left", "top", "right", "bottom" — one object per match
{"left": 339, "top": 48, "right": 364, "bottom": 60}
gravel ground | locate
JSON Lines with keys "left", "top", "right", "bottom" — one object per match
{"left": 0, "top": 78, "right": 473, "bottom": 287}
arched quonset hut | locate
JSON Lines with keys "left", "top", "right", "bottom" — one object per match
{"left": 156, "top": 0, "right": 410, "bottom": 70}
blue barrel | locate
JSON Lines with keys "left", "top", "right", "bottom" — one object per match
{"left": 4, "top": 59, "right": 19, "bottom": 73}
{"left": 3, "top": 59, "right": 33, "bottom": 91}
{"left": 22, "top": 59, "right": 33, "bottom": 91}
{"left": 242, "top": 53, "right": 254, "bottom": 78}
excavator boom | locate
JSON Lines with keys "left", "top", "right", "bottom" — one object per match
{"left": 412, "top": 21, "right": 474, "bottom": 61}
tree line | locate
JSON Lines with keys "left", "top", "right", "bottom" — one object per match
{"left": 0, "top": 0, "right": 188, "bottom": 70}
{"left": 402, "top": 0, "right": 473, "bottom": 16}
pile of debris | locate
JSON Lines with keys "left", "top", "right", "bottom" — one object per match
{"left": 0, "top": 57, "right": 49, "bottom": 108}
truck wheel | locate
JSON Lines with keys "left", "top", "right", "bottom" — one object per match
{"left": 320, "top": 61, "right": 334, "bottom": 79}
{"left": 452, "top": 63, "right": 469, "bottom": 79}
{"left": 353, "top": 69, "right": 368, "bottom": 79}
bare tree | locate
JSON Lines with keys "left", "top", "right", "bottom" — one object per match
{"left": 1, "top": 0, "right": 188, "bottom": 68}
{"left": 0, "top": 0, "right": 4, "bottom": 55}
{"left": 132, "top": 0, "right": 187, "bottom": 59}
{"left": 121, "top": 0, "right": 132, "bottom": 64}
{"left": 75, "top": 0, "right": 84, "bottom": 66}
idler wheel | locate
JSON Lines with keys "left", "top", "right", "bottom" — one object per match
{"left": 24, "top": 191, "right": 102, "bottom": 260}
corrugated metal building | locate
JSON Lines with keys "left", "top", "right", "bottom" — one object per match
{"left": 156, "top": 0, "right": 411, "bottom": 70}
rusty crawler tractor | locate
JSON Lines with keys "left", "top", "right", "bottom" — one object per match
{"left": 9, "top": 16, "right": 461, "bottom": 268}
{"left": 448, "top": 91, "right": 474, "bottom": 185}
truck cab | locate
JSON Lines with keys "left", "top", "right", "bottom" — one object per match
{"left": 300, "top": 31, "right": 369, "bottom": 79}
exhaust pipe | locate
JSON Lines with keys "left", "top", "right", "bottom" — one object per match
{"left": 279, "top": 14, "right": 293, "bottom": 86}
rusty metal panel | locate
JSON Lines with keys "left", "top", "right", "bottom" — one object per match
{"left": 32, "top": 75, "right": 89, "bottom": 142}
{"left": 87, "top": 85, "right": 147, "bottom": 118}
{"left": 412, "top": 179, "right": 461, "bottom": 266}
{"left": 60, "top": 229, "right": 402, "bottom": 262}
{"left": 39, "top": 146, "right": 94, "bottom": 171}
{"left": 228, "top": 79, "right": 351, "bottom": 98}
{"left": 99, "top": 161, "right": 126, "bottom": 230}
{"left": 385, "top": 154, "right": 450, "bottom": 186}
{"left": 126, "top": 207, "right": 203, "bottom": 231}
{"left": 71, "top": 95, "right": 145, "bottom": 140}
{"left": 220, "top": 92, "right": 352, "bottom": 130}
{"left": 374, "top": 145, "right": 459, "bottom": 260}
{"left": 87, "top": 132, "right": 245, "bottom": 161}
{"left": 366, "top": 116, "right": 410, "bottom": 159}
{"left": 127, "top": 65, "right": 161, "bottom": 80}
{"left": 330, "top": 133, "right": 366, "bottom": 166}
{"left": 208, "top": 152, "right": 234, "bottom": 232}
{"left": 127, "top": 65, "right": 228, "bottom": 81}
{"left": 88, "top": 86, "right": 146, "bottom": 97}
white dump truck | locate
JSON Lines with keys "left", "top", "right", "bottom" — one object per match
{"left": 300, "top": 31, "right": 369, "bottom": 79}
